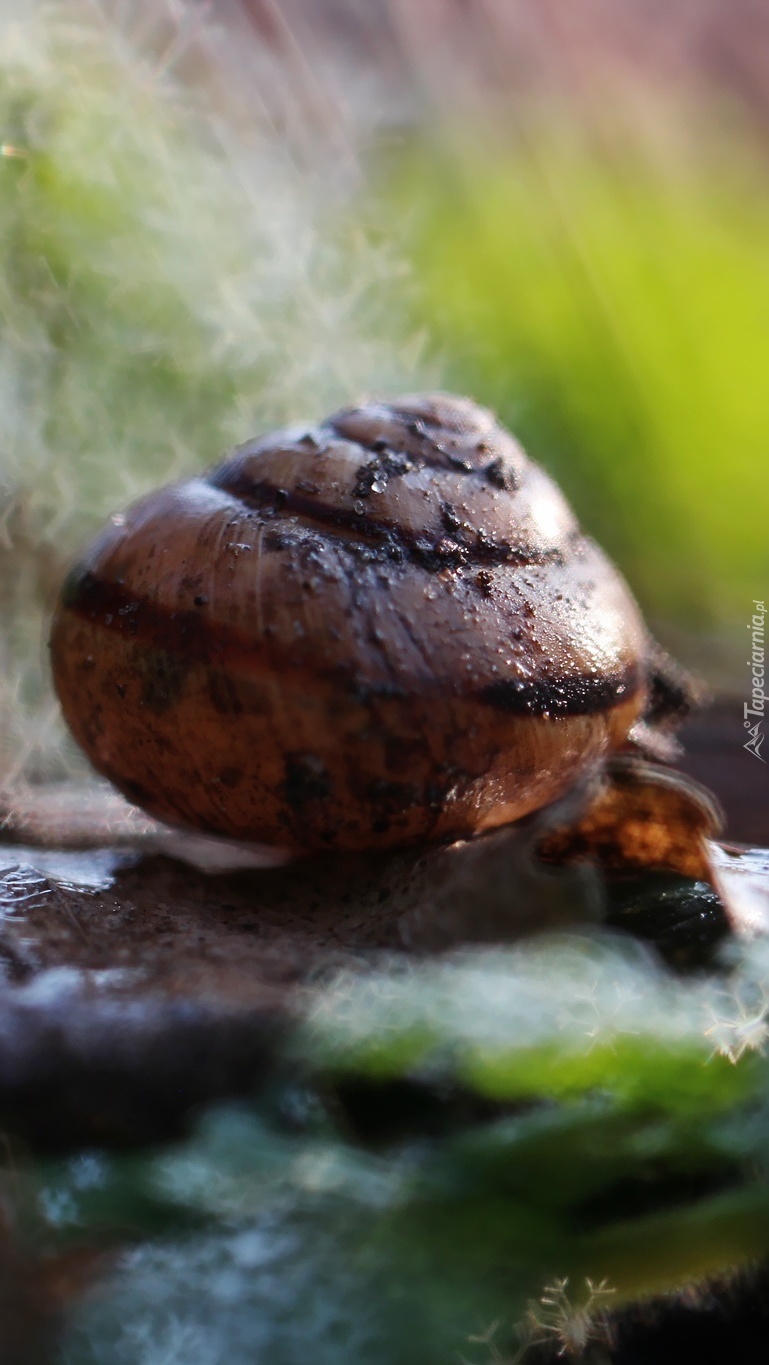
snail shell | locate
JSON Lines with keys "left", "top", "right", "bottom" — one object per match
{"left": 50, "top": 393, "right": 648, "bottom": 852}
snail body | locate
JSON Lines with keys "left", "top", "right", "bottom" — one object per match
{"left": 50, "top": 393, "right": 648, "bottom": 852}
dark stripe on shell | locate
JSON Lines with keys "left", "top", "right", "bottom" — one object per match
{"left": 58, "top": 568, "right": 643, "bottom": 719}
{"left": 480, "top": 665, "right": 643, "bottom": 717}
{"left": 206, "top": 472, "right": 566, "bottom": 572}
{"left": 326, "top": 414, "right": 519, "bottom": 484}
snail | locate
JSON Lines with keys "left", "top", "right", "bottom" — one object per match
{"left": 50, "top": 392, "right": 690, "bottom": 856}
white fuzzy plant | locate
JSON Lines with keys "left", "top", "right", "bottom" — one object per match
{"left": 0, "top": 0, "right": 427, "bottom": 789}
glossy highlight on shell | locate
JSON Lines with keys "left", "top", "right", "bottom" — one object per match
{"left": 50, "top": 393, "right": 649, "bottom": 851}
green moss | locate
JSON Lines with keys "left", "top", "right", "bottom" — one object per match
{"left": 0, "top": 937, "right": 757, "bottom": 1362}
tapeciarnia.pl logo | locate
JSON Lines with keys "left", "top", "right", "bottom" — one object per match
{"left": 745, "top": 599, "right": 766, "bottom": 763}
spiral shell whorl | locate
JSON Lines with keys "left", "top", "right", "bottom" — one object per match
{"left": 50, "top": 393, "right": 648, "bottom": 851}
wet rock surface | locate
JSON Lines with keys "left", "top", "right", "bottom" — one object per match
{"left": 0, "top": 838, "right": 418, "bottom": 1146}
{"left": 0, "top": 823, "right": 579, "bottom": 1145}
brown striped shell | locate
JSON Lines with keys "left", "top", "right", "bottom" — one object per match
{"left": 50, "top": 393, "right": 649, "bottom": 852}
